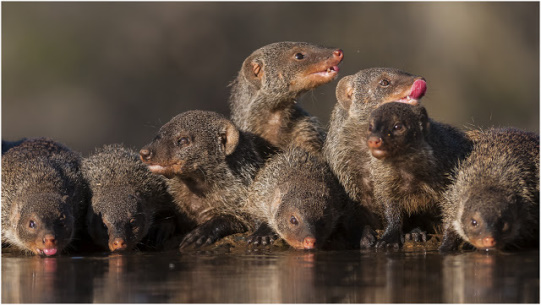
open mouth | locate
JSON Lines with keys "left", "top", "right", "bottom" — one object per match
{"left": 36, "top": 248, "right": 58, "bottom": 256}
{"left": 396, "top": 79, "right": 427, "bottom": 106}
{"left": 145, "top": 162, "right": 183, "bottom": 178}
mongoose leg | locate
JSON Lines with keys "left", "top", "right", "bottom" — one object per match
{"left": 179, "top": 215, "right": 247, "bottom": 249}
{"left": 246, "top": 222, "right": 279, "bottom": 246}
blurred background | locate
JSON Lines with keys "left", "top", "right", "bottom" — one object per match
{"left": 2, "top": 2, "right": 539, "bottom": 155}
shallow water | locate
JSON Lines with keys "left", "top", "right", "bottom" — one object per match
{"left": 2, "top": 247, "right": 538, "bottom": 303}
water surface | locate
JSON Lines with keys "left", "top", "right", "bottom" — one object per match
{"left": 2, "top": 248, "right": 539, "bottom": 303}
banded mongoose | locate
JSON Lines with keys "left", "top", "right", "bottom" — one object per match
{"left": 324, "top": 67, "right": 427, "bottom": 214}
{"left": 139, "top": 110, "right": 264, "bottom": 249}
{"left": 366, "top": 102, "right": 472, "bottom": 248}
{"left": 245, "top": 147, "right": 378, "bottom": 250}
{"left": 82, "top": 144, "right": 185, "bottom": 252}
{"left": 439, "top": 128, "right": 539, "bottom": 252}
{"left": 229, "top": 41, "right": 343, "bottom": 156}
{"left": 1, "top": 138, "right": 88, "bottom": 256}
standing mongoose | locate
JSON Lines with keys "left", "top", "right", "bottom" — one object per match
{"left": 439, "top": 128, "right": 539, "bottom": 252}
{"left": 139, "top": 110, "right": 265, "bottom": 249}
{"left": 366, "top": 102, "right": 472, "bottom": 248}
{"left": 324, "top": 67, "right": 427, "bottom": 213}
{"left": 2, "top": 138, "right": 88, "bottom": 256}
{"left": 229, "top": 41, "right": 343, "bottom": 156}
{"left": 82, "top": 144, "right": 185, "bottom": 252}
{"left": 245, "top": 147, "right": 378, "bottom": 250}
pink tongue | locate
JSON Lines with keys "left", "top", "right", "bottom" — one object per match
{"left": 43, "top": 248, "right": 58, "bottom": 256}
{"left": 409, "top": 79, "right": 427, "bottom": 99}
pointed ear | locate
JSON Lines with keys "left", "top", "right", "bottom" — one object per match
{"left": 418, "top": 106, "right": 430, "bottom": 136}
{"left": 270, "top": 188, "right": 283, "bottom": 215}
{"left": 220, "top": 120, "right": 240, "bottom": 156}
{"left": 241, "top": 53, "right": 263, "bottom": 89}
{"left": 336, "top": 75, "right": 355, "bottom": 111}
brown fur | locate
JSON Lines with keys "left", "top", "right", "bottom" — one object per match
{"left": 367, "top": 102, "right": 472, "bottom": 248}
{"left": 1, "top": 138, "right": 88, "bottom": 256}
{"left": 139, "top": 110, "right": 264, "bottom": 249}
{"left": 229, "top": 41, "right": 343, "bottom": 155}
{"left": 324, "top": 67, "right": 427, "bottom": 214}
{"left": 440, "top": 128, "right": 539, "bottom": 252}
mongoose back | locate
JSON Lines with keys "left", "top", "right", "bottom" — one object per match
{"left": 139, "top": 110, "right": 264, "bottom": 249}
{"left": 229, "top": 41, "right": 343, "bottom": 155}
{"left": 324, "top": 68, "right": 427, "bottom": 216}
{"left": 366, "top": 102, "right": 472, "bottom": 248}
{"left": 245, "top": 147, "right": 377, "bottom": 250}
{"left": 2, "top": 138, "right": 26, "bottom": 155}
{"left": 82, "top": 144, "right": 182, "bottom": 252}
{"left": 439, "top": 128, "right": 539, "bottom": 252}
{"left": 2, "top": 138, "right": 88, "bottom": 256}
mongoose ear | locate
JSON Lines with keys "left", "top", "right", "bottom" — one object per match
{"left": 221, "top": 120, "right": 240, "bottom": 156}
{"left": 270, "top": 188, "right": 282, "bottom": 214}
{"left": 418, "top": 106, "right": 430, "bottom": 135}
{"left": 336, "top": 75, "right": 355, "bottom": 111}
{"left": 242, "top": 54, "right": 263, "bottom": 89}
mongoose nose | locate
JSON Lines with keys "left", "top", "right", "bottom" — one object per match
{"left": 139, "top": 148, "right": 152, "bottom": 162}
{"left": 482, "top": 237, "right": 496, "bottom": 248}
{"left": 303, "top": 236, "right": 316, "bottom": 250}
{"left": 333, "top": 49, "right": 344, "bottom": 59}
{"left": 367, "top": 137, "right": 382, "bottom": 149}
{"left": 43, "top": 234, "right": 56, "bottom": 246}
{"left": 111, "top": 238, "right": 128, "bottom": 251}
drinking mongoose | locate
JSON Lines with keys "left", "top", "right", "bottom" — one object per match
{"left": 139, "top": 110, "right": 264, "bottom": 249}
{"left": 439, "top": 128, "right": 539, "bottom": 252}
{"left": 82, "top": 144, "right": 184, "bottom": 252}
{"left": 245, "top": 147, "right": 378, "bottom": 250}
{"left": 229, "top": 41, "right": 343, "bottom": 155}
{"left": 2, "top": 138, "right": 88, "bottom": 256}
{"left": 367, "top": 102, "right": 472, "bottom": 249}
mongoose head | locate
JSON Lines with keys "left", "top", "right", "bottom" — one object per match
{"left": 139, "top": 110, "right": 240, "bottom": 181}
{"left": 366, "top": 102, "right": 429, "bottom": 160}
{"left": 336, "top": 67, "right": 427, "bottom": 112}
{"left": 86, "top": 186, "right": 152, "bottom": 252}
{"left": 240, "top": 41, "right": 343, "bottom": 99}
{"left": 11, "top": 192, "right": 75, "bottom": 256}
{"left": 454, "top": 187, "right": 521, "bottom": 251}
{"left": 270, "top": 182, "right": 340, "bottom": 250}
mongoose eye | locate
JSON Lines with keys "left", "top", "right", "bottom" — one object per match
{"left": 471, "top": 219, "right": 478, "bottom": 227}
{"left": 177, "top": 137, "right": 190, "bottom": 147}
{"left": 59, "top": 213, "right": 66, "bottom": 221}
{"left": 379, "top": 79, "right": 390, "bottom": 87}
{"left": 290, "top": 216, "right": 298, "bottom": 225}
{"left": 294, "top": 53, "right": 305, "bottom": 60}
{"left": 29, "top": 220, "right": 36, "bottom": 229}
{"left": 393, "top": 123, "right": 403, "bottom": 131}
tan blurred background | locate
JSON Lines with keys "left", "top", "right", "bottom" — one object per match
{"left": 2, "top": 2, "right": 539, "bottom": 155}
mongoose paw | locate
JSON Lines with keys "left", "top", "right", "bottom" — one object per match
{"left": 375, "top": 231, "right": 404, "bottom": 250}
{"left": 179, "top": 226, "right": 220, "bottom": 249}
{"left": 359, "top": 225, "right": 377, "bottom": 249}
{"left": 404, "top": 228, "right": 427, "bottom": 243}
{"left": 247, "top": 223, "right": 278, "bottom": 247}
{"left": 438, "top": 230, "right": 462, "bottom": 253}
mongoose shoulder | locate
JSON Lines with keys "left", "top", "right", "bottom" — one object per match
{"left": 245, "top": 147, "right": 378, "bottom": 250}
{"left": 324, "top": 67, "right": 427, "bottom": 210}
{"left": 229, "top": 41, "right": 343, "bottom": 155}
{"left": 1, "top": 138, "right": 88, "bottom": 256}
{"left": 366, "top": 102, "right": 472, "bottom": 248}
{"left": 139, "top": 110, "right": 264, "bottom": 249}
{"left": 82, "top": 144, "right": 184, "bottom": 252}
{"left": 439, "top": 128, "right": 539, "bottom": 252}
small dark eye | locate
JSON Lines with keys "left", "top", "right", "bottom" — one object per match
{"left": 290, "top": 216, "right": 298, "bottom": 225}
{"left": 368, "top": 124, "right": 373, "bottom": 132}
{"left": 29, "top": 220, "right": 36, "bottom": 229}
{"left": 471, "top": 219, "right": 478, "bottom": 227}
{"left": 393, "top": 123, "right": 403, "bottom": 131}
{"left": 294, "top": 53, "right": 305, "bottom": 60}
{"left": 177, "top": 137, "right": 190, "bottom": 147}
{"left": 379, "top": 79, "right": 390, "bottom": 86}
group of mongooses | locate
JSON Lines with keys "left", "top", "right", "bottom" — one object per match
{"left": 2, "top": 41, "right": 538, "bottom": 256}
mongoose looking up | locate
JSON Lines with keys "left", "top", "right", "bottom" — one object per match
{"left": 367, "top": 102, "right": 472, "bottom": 248}
{"left": 1, "top": 138, "right": 88, "bottom": 256}
{"left": 229, "top": 41, "right": 343, "bottom": 155}
{"left": 439, "top": 128, "right": 539, "bottom": 252}
{"left": 324, "top": 67, "right": 427, "bottom": 212}
{"left": 82, "top": 144, "right": 181, "bottom": 252}
{"left": 244, "top": 147, "right": 376, "bottom": 250}
{"left": 139, "top": 110, "right": 264, "bottom": 249}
